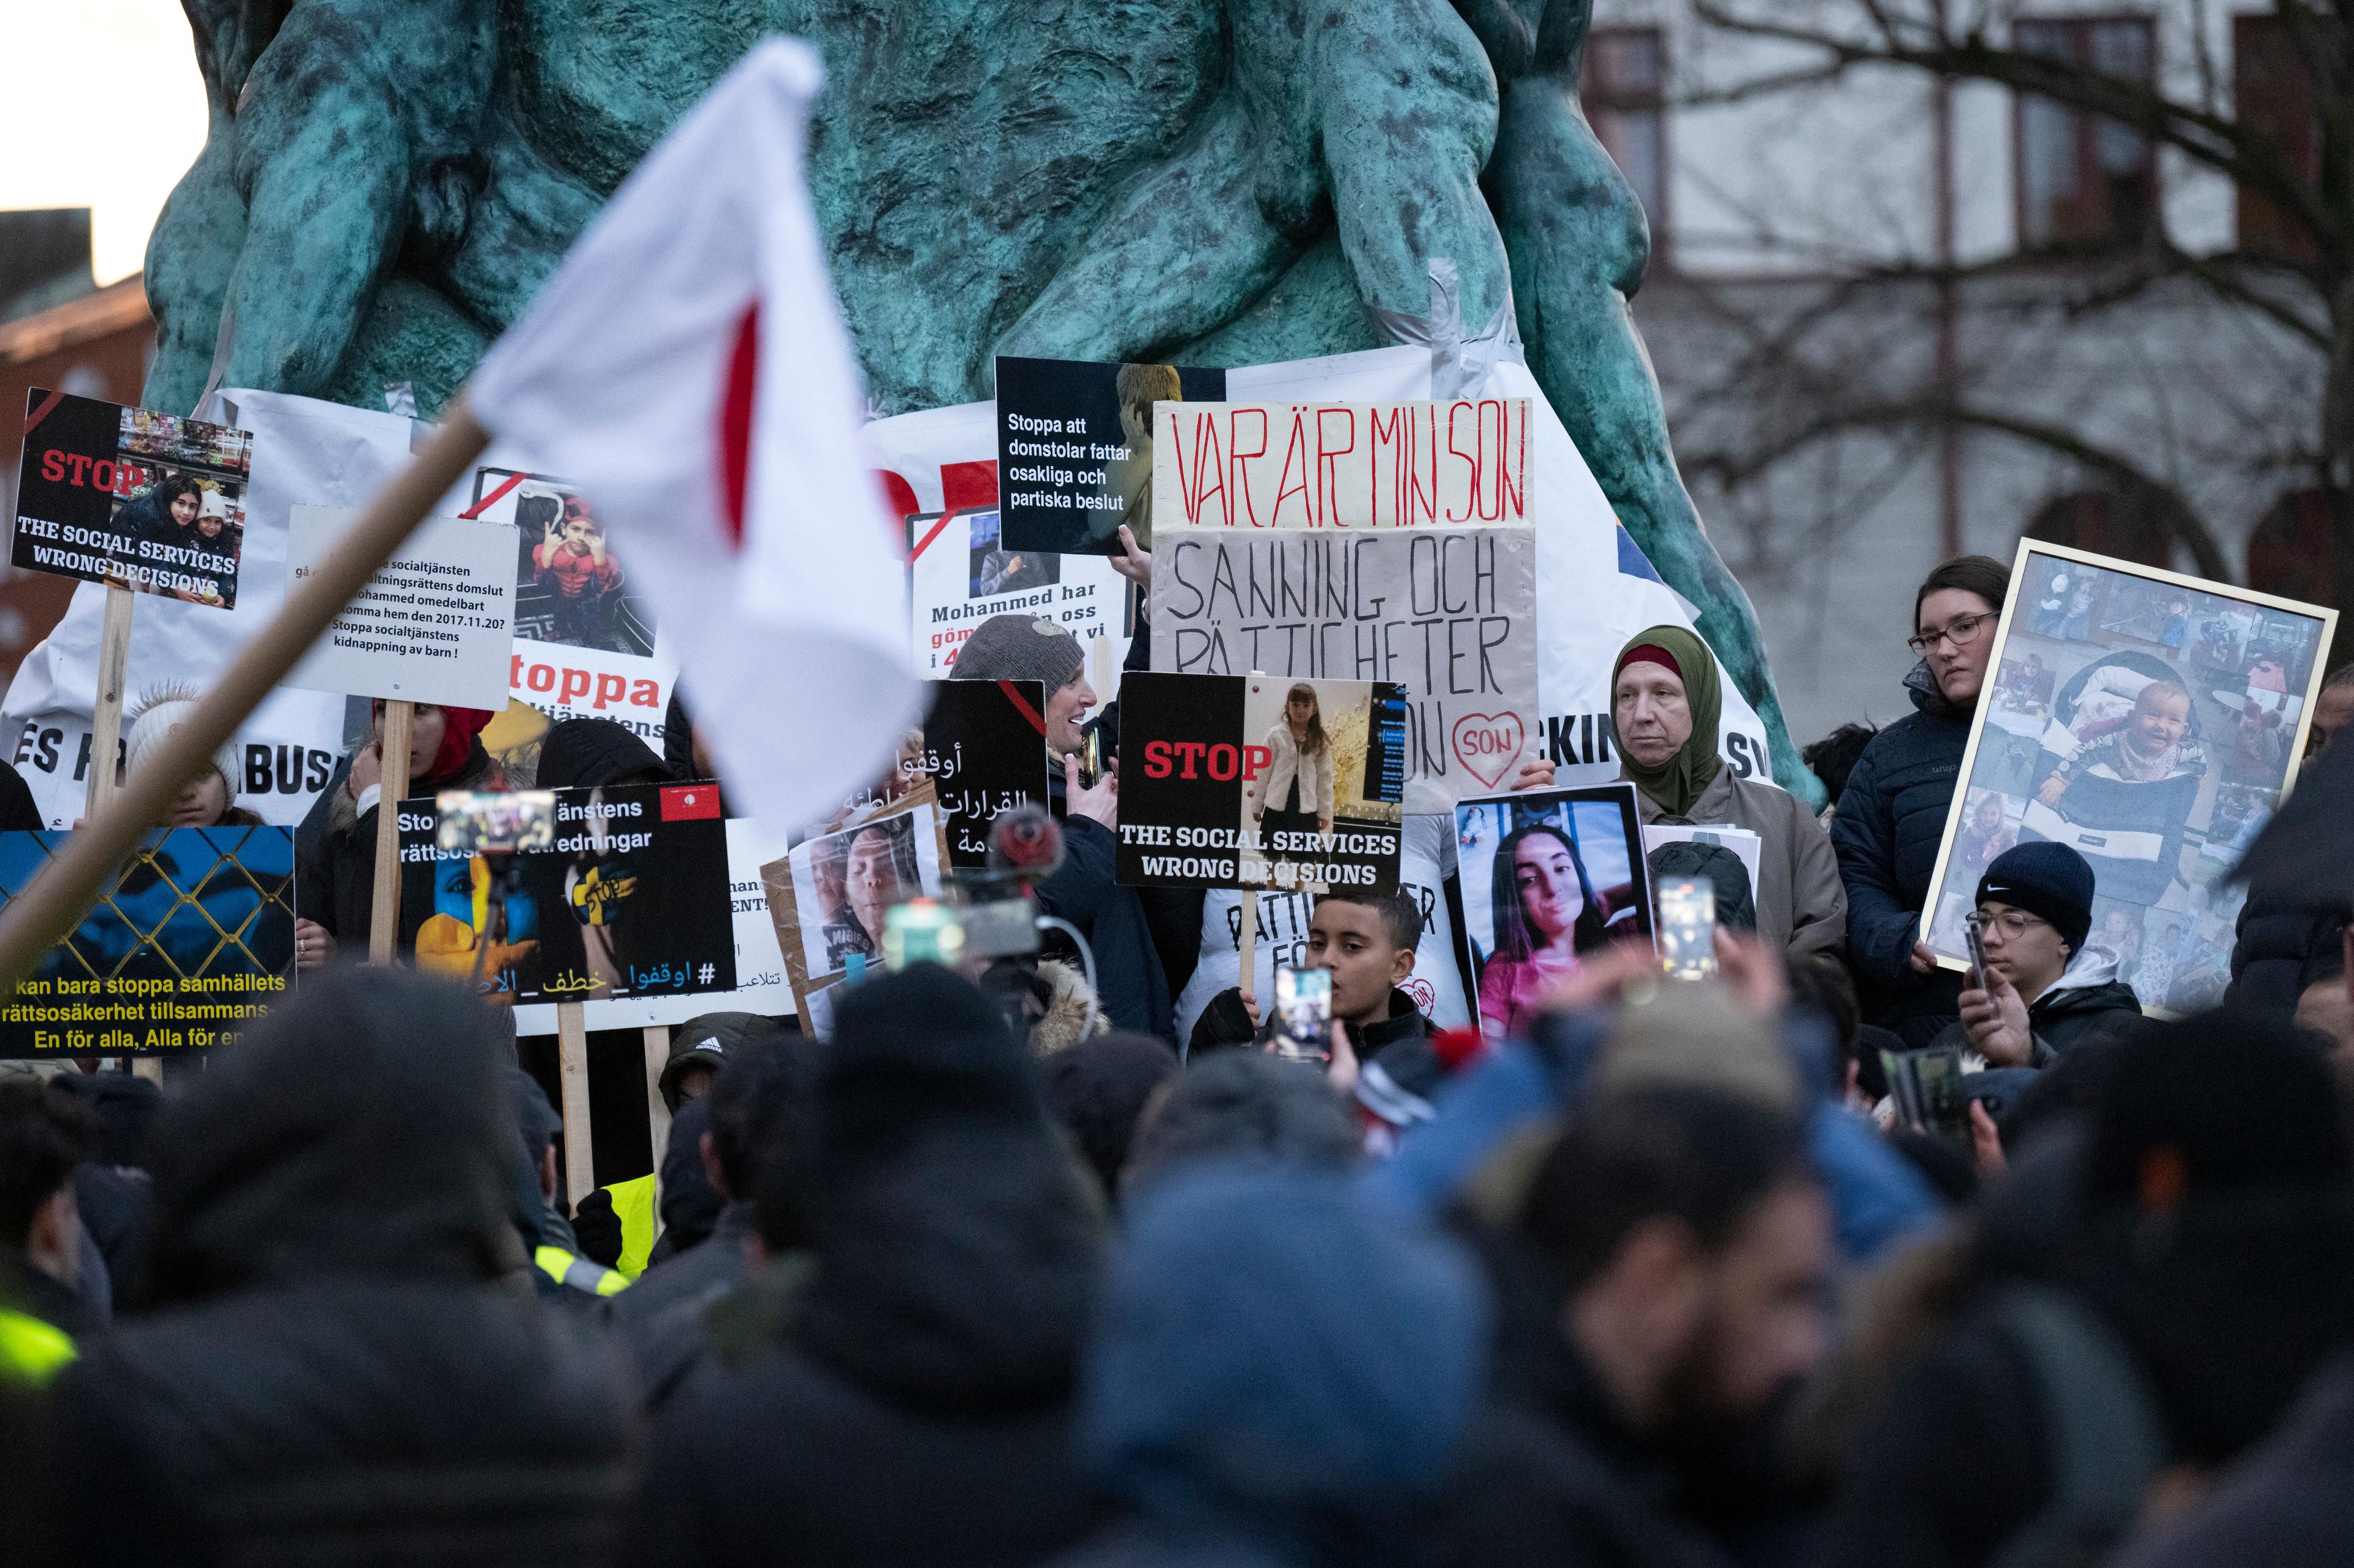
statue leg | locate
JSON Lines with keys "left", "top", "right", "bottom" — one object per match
{"left": 1492, "top": 78, "right": 1821, "bottom": 803}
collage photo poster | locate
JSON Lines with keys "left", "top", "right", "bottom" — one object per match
{"left": 1922, "top": 540, "right": 2338, "bottom": 1014}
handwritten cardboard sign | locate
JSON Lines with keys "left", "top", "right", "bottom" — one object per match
{"left": 1114, "top": 672, "right": 1407, "bottom": 894}
{"left": 395, "top": 781, "right": 733, "bottom": 1006}
{"left": 1152, "top": 398, "right": 1528, "bottom": 531}
{"left": 13, "top": 388, "right": 253, "bottom": 608}
{"left": 0, "top": 826, "right": 292, "bottom": 1057}
{"left": 285, "top": 506, "right": 517, "bottom": 708}
{"left": 1151, "top": 523, "right": 1539, "bottom": 809}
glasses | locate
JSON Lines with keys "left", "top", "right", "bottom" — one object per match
{"left": 1908, "top": 611, "right": 1997, "bottom": 657}
{"left": 1975, "top": 907, "right": 2050, "bottom": 939}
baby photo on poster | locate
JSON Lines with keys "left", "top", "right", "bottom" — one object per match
{"left": 1456, "top": 784, "right": 1651, "bottom": 1041}
{"left": 1116, "top": 671, "right": 1406, "bottom": 893}
{"left": 995, "top": 356, "right": 1226, "bottom": 556}
{"left": 1922, "top": 542, "right": 2336, "bottom": 1015}
{"left": 13, "top": 389, "right": 252, "bottom": 609}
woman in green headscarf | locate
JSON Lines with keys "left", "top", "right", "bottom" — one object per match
{"left": 1613, "top": 626, "right": 1846, "bottom": 960}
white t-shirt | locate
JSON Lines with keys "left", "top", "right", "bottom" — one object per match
{"left": 1173, "top": 813, "right": 1471, "bottom": 1043}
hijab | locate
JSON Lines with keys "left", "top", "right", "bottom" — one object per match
{"left": 1612, "top": 625, "right": 1723, "bottom": 818}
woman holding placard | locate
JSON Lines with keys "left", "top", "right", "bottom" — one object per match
{"left": 1610, "top": 626, "right": 1845, "bottom": 961}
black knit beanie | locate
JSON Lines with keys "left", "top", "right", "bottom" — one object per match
{"left": 1979, "top": 840, "right": 2095, "bottom": 957}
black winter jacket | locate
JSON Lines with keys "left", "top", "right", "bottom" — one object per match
{"left": 1927, "top": 977, "right": 2144, "bottom": 1066}
{"left": 1042, "top": 772, "right": 1173, "bottom": 1040}
{"left": 2227, "top": 894, "right": 2346, "bottom": 1018}
{"left": 1830, "top": 663, "right": 1971, "bottom": 1035}
{"left": 53, "top": 969, "right": 639, "bottom": 1568}
{"left": 623, "top": 964, "right": 1108, "bottom": 1568}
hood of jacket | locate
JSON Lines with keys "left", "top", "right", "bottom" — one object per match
{"left": 535, "top": 717, "right": 666, "bottom": 790}
{"left": 139, "top": 967, "right": 524, "bottom": 1307}
{"left": 1083, "top": 1165, "right": 1486, "bottom": 1542}
{"left": 1903, "top": 657, "right": 1973, "bottom": 723}
{"left": 794, "top": 963, "right": 1106, "bottom": 1411}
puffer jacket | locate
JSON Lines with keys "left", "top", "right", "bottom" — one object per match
{"left": 2227, "top": 894, "right": 2346, "bottom": 1019}
{"left": 1830, "top": 662, "right": 1970, "bottom": 1035}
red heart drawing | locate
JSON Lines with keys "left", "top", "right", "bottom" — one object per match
{"left": 1450, "top": 711, "right": 1525, "bottom": 791}
{"left": 1404, "top": 976, "right": 1438, "bottom": 1014}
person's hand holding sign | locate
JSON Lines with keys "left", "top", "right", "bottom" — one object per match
{"left": 1066, "top": 753, "right": 1118, "bottom": 830}
{"left": 1108, "top": 524, "right": 1151, "bottom": 593}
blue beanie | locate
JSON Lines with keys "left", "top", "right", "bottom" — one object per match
{"left": 1978, "top": 841, "right": 2096, "bottom": 957}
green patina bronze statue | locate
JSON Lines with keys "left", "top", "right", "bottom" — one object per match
{"left": 147, "top": 0, "right": 1821, "bottom": 799}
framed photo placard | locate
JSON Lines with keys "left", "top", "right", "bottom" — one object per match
{"left": 1920, "top": 539, "right": 2338, "bottom": 1016}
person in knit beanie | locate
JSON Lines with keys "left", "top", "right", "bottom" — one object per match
{"left": 1930, "top": 840, "right": 2142, "bottom": 1068}
{"left": 950, "top": 613, "right": 1094, "bottom": 757}
{"left": 121, "top": 689, "right": 264, "bottom": 828}
{"left": 945, "top": 612, "right": 1176, "bottom": 1039}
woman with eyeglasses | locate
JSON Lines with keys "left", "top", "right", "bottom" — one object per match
{"left": 1829, "top": 555, "right": 2010, "bottom": 1044}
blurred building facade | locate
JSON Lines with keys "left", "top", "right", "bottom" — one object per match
{"left": 0, "top": 208, "right": 153, "bottom": 692}
{"left": 1591, "top": 0, "right": 2336, "bottom": 747}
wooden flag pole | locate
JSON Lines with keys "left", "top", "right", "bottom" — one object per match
{"left": 367, "top": 700, "right": 413, "bottom": 964}
{"left": 1236, "top": 892, "right": 1259, "bottom": 1005}
{"left": 558, "top": 1000, "right": 595, "bottom": 1214}
{"left": 0, "top": 397, "right": 490, "bottom": 995}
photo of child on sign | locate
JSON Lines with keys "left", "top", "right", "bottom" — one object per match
{"left": 1456, "top": 783, "right": 1651, "bottom": 1041}
{"left": 1922, "top": 542, "right": 2334, "bottom": 1015}
{"left": 473, "top": 470, "right": 656, "bottom": 656}
{"left": 12, "top": 388, "right": 253, "bottom": 609}
{"left": 1238, "top": 677, "right": 1401, "bottom": 883}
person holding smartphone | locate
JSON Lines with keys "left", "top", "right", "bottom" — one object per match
{"left": 1925, "top": 842, "right": 2141, "bottom": 1068}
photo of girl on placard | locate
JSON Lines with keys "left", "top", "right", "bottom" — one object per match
{"left": 1455, "top": 783, "right": 1650, "bottom": 1040}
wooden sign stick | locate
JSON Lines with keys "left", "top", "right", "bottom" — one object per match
{"left": 558, "top": 1000, "right": 595, "bottom": 1214}
{"left": 642, "top": 1024, "right": 672, "bottom": 1197}
{"left": 84, "top": 585, "right": 164, "bottom": 1083}
{"left": 85, "top": 586, "right": 134, "bottom": 820}
{"left": 0, "top": 397, "right": 490, "bottom": 995}
{"left": 367, "top": 700, "right": 413, "bottom": 964}
{"left": 1236, "top": 891, "right": 1259, "bottom": 1005}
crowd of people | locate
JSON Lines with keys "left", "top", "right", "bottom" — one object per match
{"left": 3, "top": 538, "right": 2354, "bottom": 1568}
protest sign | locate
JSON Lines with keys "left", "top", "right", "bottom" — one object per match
{"left": 1173, "top": 814, "right": 1472, "bottom": 1042}
{"left": 760, "top": 793, "right": 951, "bottom": 1029}
{"left": 910, "top": 679, "right": 1052, "bottom": 867}
{"left": 1153, "top": 397, "right": 1528, "bottom": 531}
{"left": 514, "top": 816, "right": 794, "bottom": 1034}
{"left": 906, "top": 507, "right": 1131, "bottom": 680}
{"left": 0, "top": 826, "right": 292, "bottom": 1057}
{"left": 1457, "top": 783, "right": 1651, "bottom": 1040}
{"left": 396, "top": 780, "right": 733, "bottom": 1007}
{"left": 14, "top": 389, "right": 253, "bottom": 609}
{"left": 285, "top": 505, "right": 517, "bottom": 708}
{"left": 1116, "top": 672, "right": 1407, "bottom": 893}
{"left": 1151, "top": 523, "right": 1539, "bottom": 807}
{"left": 994, "top": 356, "right": 1226, "bottom": 554}
{"left": 1642, "top": 823, "right": 1765, "bottom": 929}
{"left": 1920, "top": 541, "right": 2337, "bottom": 1014}
{"left": 463, "top": 466, "right": 676, "bottom": 743}
{"left": 870, "top": 345, "right": 1773, "bottom": 793}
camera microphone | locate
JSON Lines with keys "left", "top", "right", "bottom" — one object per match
{"left": 986, "top": 802, "right": 1065, "bottom": 887}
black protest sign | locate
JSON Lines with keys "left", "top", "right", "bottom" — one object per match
{"left": 397, "top": 781, "right": 733, "bottom": 1006}
{"left": 14, "top": 389, "right": 253, "bottom": 609}
{"left": 914, "top": 679, "right": 1053, "bottom": 867}
{"left": 1116, "top": 671, "right": 1407, "bottom": 893}
{"left": 0, "top": 827, "right": 292, "bottom": 1058}
{"left": 994, "top": 356, "right": 1226, "bottom": 556}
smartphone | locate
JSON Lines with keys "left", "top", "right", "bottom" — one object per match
{"left": 883, "top": 897, "right": 966, "bottom": 970}
{"left": 1657, "top": 878, "right": 1718, "bottom": 981}
{"left": 1269, "top": 964, "right": 1333, "bottom": 1064}
{"left": 436, "top": 790, "right": 557, "bottom": 856}
{"left": 1077, "top": 728, "right": 1102, "bottom": 791}
{"left": 1912, "top": 1046, "right": 1970, "bottom": 1143}
{"left": 1964, "top": 910, "right": 1990, "bottom": 987}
